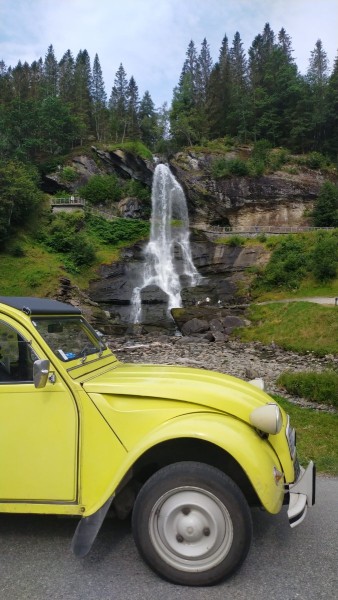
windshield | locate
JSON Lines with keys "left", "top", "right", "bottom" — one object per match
{"left": 32, "top": 317, "right": 106, "bottom": 362}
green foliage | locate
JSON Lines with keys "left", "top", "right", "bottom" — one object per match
{"left": 107, "top": 141, "right": 153, "bottom": 161}
{"left": 9, "top": 243, "right": 26, "bottom": 257}
{"left": 311, "top": 181, "right": 338, "bottom": 227}
{"left": 211, "top": 157, "right": 249, "bottom": 178}
{"left": 60, "top": 166, "right": 77, "bottom": 182}
{"left": 312, "top": 234, "right": 338, "bottom": 280}
{"left": 0, "top": 160, "right": 42, "bottom": 245}
{"left": 256, "top": 235, "right": 309, "bottom": 290}
{"left": 80, "top": 174, "right": 122, "bottom": 205}
{"left": 86, "top": 214, "right": 149, "bottom": 245}
{"left": 255, "top": 232, "right": 338, "bottom": 292}
{"left": 39, "top": 211, "right": 96, "bottom": 272}
{"left": 277, "top": 371, "right": 338, "bottom": 408}
{"left": 251, "top": 139, "right": 272, "bottom": 161}
{"left": 225, "top": 235, "right": 246, "bottom": 247}
{"left": 305, "top": 151, "right": 326, "bottom": 169}
{"left": 123, "top": 179, "right": 151, "bottom": 202}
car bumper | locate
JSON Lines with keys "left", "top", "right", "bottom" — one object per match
{"left": 287, "top": 461, "right": 316, "bottom": 528}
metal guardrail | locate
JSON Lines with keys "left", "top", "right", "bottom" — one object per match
{"left": 51, "top": 197, "right": 85, "bottom": 205}
{"left": 198, "top": 225, "right": 336, "bottom": 234}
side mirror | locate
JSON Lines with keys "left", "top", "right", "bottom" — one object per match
{"left": 33, "top": 359, "right": 50, "bottom": 389}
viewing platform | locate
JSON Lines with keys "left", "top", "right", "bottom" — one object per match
{"left": 50, "top": 197, "right": 86, "bottom": 213}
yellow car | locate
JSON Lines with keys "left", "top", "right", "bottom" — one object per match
{"left": 0, "top": 296, "right": 315, "bottom": 586}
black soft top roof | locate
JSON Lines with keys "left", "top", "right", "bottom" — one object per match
{"left": 0, "top": 296, "right": 82, "bottom": 316}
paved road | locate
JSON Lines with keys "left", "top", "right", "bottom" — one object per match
{"left": 257, "top": 296, "right": 337, "bottom": 306}
{"left": 0, "top": 476, "right": 337, "bottom": 600}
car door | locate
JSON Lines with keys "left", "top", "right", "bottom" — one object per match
{"left": 0, "top": 317, "right": 79, "bottom": 503}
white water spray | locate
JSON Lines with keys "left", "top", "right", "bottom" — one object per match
{"left": 130, "top": 164, "right": 201, "bottom": 323}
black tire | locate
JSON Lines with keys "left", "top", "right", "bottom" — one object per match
{"left": 132, "top": 461, "right": 253, "bottom": 586}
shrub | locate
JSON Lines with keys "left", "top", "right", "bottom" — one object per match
{"left": 311, "top": 181, "right": 338, "bottom": 227}
{"left": 277, "top": 370, "right": 338, "bottom": 407}
{"left": 86, "top": 215, "right": 150, "bottom": 245}
{"left": 226, "top": 235, "right": 245, "bottom": 247}
{"left": 211, "top": 157, "right": 249, "bottom": 178}
{"left": 80, "top": 175, "right": 122, "bottom": 205}
{"left": 305, "top": 152, "right": 326, "bottom": 170}
{"left": 256, "top": 235, "right": 309, "bottom": 290}
{"left": 251, "top": 139, "right": 272, "bottom": 162}
{"left": 60, "top": 166, "right": 77, "bottom": 182}
{"left": 108, "top": 141, "right": 153, "bottom": 161}
{"left": 10, "top": 244, "right": 25, "bottom": 257}
{"left": 312, "top": 234, "right": 338, "bottom": 281}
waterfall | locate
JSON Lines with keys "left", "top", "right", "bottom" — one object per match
{"left": 131, "top": 164, "right": 201, "bottom": 323}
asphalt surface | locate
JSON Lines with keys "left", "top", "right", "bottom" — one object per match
{"left": 0, "top": 476, "right": 337, "bottom": 600}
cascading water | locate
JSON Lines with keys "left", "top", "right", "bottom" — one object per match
{"left": 131, "top": 163, "right": 201, "bottom": 323}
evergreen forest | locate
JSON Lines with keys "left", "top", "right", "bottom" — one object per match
{"left": 1, "top": 22, "right": 338, "bottom": 165}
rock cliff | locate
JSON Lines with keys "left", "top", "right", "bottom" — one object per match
{"left": 44, "top": 146, "right": 331, "bottom": 230}
{"left": 169, "top": 151, "right": 327, "bottom": 228}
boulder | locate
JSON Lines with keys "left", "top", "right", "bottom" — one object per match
{"left": 181, "top": 318, "right": 211, "bottom": 336}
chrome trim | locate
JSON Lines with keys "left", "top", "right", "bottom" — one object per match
{"left": 285, "top": 415, "right": 296, "bottom": 460}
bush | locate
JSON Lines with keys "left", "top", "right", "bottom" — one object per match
{"left": 80, "top": 174, "right": 122, "bottom": 205}
{"left": 256, "top": 235, "right": 309, "bottom": 290}
{"left": 211, "top": 157, "right": 249, "bottom": 178}
{"left": 311, "top": 181, "right": 338, "bottom": 227}
{"left": 40, "top": 211, "right": 96, "bottom": 269}
{"left": 305, "top": 152, "right": 326, "bottom": 170}
{"left": 60, "top": 166, "right": 77, "bottom": 182}
{"left": 277, "top": 370, "right": 338, "bottom": 407}
{"left": 10, "top": 244, "right": 25, "bottom": 257}
{"left": 251, "top": 140, "right": 272, "bottom": 161}
{"left": 226, "top": 235, "right": 245, "bottom": 247}
{"left": 86, "top": 215, "right": 150, "bottom": 245}
{"left": 108, "top": 141, "right": 153, "bottom": 161}
{"left": 312, "top": 234, "right": 338, "bottom": 281}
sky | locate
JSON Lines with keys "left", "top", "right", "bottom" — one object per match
{"left": 0, "top": 0, "right": 337, "bottom": 107}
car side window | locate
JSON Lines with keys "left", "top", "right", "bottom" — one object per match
{"left": 0, "top": 321, "right": 37, "bottom": 383}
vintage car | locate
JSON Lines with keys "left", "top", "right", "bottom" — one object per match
{"left": 0, "top": 296, "right": 315, "bottom": 586}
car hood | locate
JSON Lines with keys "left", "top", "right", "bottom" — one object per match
{"left": 82, "top": 362, "right": 272, "bottom": 422}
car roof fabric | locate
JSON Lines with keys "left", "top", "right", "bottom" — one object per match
{"left": 0, "top": 296, "right": 82, "bottom": 316}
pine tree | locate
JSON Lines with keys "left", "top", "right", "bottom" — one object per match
{"left": 126, "top": 76, "right": 140, "bottom": 140}
{"left": 59, "top": 50, "right": 75, "bottom": 104}
{"left": 196, "top": 38, "right": 213, "bottom": 105}
{"left": 306, "top": 39, "right": 330, "bottom": 149}
{"left": 139, "top": 90, "right": 158, "bottom": 148}
{"left": 228, "top": 31, "right": 250, "bottom": 139}
{"left": 29, "top": 58, "right": 43, "bottom": 100}
{"left": 43, "top": 45, "right": 58, "bottom": 98}
{"left": 91, "top": 53, "right": 107, "bottom": 141}
{"left": 109, "top": 63, "right": 129, "bottom": 142}
{"left": 325, "top": 53, "right": 338, "bottom": 157}
{"left": 73, "top": 49, "right": 93, "bottom": 143}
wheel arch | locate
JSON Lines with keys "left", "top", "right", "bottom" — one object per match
{"left": 123, "top": 437, "right": 260, "bottom": 508}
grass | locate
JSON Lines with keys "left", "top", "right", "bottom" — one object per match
{"left": 275, "top": 396, "right": 338, "bottom": 475}
{"left": 277, "top": 371, "right": 338, "bottom": 408}
{"left": 237, "top": 302, "right": 338, "bottom": 356}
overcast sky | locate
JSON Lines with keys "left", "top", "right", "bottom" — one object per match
{"left": 0, "top": 0, "right": 337, "bottom": 107}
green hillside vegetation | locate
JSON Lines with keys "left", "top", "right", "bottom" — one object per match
{"left": 0, "top": 210, "right": 150, "bottom": 296}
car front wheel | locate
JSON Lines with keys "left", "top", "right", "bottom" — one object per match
{"left": 132, "top": 461, "right": 253, "bottom": 586}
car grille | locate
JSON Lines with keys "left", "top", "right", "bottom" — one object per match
{"left": 285, "top": 415, "right": 296, "bottom": 460}
{"left": 293, "top": 455, "right": 301, "bottom": 480}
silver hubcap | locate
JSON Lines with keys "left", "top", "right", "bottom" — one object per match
{"left": 148, "top": 486, "right": 233, "bottom": 572}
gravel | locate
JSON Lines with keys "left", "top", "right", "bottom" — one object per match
{"left": 108, "top": 335, "right": 338, "bottom": 413}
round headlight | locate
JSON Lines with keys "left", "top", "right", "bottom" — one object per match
{"left": 250, "top": 403, "right": 283, "bottom": 435}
